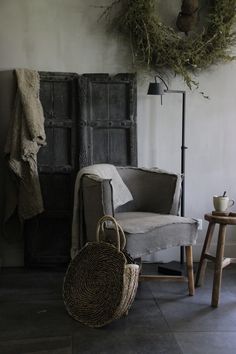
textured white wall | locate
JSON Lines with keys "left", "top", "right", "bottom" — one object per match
{"left": 1, "top": 0, "right": 236, "bottom": 265}
{"left": 139, "top": 62, "right": 236, "bottom": 262}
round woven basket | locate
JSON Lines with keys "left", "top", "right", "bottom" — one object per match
{"left": 63, "top": 215, "right": 140, "bottom": 328}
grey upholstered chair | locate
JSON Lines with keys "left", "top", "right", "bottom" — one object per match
{"left": 79, "top": 166, "right": 198, "bottom": 295}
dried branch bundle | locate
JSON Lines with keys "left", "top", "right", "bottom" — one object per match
{"left": 103, "top": 0, "right": 236, "bottom": 88}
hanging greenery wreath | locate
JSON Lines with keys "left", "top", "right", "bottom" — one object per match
{"left": 103, "top": 0, "right": 236, "bottom": 88}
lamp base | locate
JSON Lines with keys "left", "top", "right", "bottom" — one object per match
{"left": 158, "top": 261, "right": 186, "bottom": 276}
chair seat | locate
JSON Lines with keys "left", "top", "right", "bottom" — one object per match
{"left": 115, "top": 212, "right": 198, "bottom": 258}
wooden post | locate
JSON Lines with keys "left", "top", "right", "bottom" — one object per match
{"left": 185, "top": 245, "right": 194, "bottom": 296}
{"left": 211, "top": 224, "right": 227, "bottom": 307}
{"left": 195, "top": 222, "right": 215, "bottom": 287}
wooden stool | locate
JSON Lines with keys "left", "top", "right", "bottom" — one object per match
{"left": 195, "top": 213, "right": 236, "bottom": 307}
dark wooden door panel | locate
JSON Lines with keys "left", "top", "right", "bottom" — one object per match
{"left": 24, "top": 72, "right": 79, "bottom": 267}
{"left": 79, "top": 73, "right": 137, "bottom": 168}
{"left": 92, "top": 128, "right": 131, "bottom": 165}
{"left": 38, "top": 127, "right": 72, "bottom": 167}
{"left": 25, "top": 216, "right": 71, "bottom": 266}
{"left": 39, "top": 174, "right": 72, "bottom": 211}
{"left": 109, "top": 128, "right": 130, "bottom": 165}
{"left": 109, "top": 83, "right": 129, "bottom": 121}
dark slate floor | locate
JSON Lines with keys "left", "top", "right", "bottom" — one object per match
{"left": 1, "top": 264, "right": 236, "bottom": 354}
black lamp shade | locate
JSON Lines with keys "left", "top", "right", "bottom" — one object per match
{"left": 147, "top": 82, "right": 164, "bottom": 95}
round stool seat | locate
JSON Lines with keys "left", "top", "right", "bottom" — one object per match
{"left": 205, "top": 213, "right": 236, "bottom": 225}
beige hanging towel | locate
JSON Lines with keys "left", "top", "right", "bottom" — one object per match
{"left": 4, "top": 69, "right": 46, "bottom": 224}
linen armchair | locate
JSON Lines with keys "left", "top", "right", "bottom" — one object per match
{"left": 77, "top": 166, "right": 198, "bottom": 295}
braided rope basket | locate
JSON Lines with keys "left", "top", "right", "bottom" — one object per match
{"left": 63, "top": 215, "right": 140, "bottom": 328}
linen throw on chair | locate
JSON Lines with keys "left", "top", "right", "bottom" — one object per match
{"left": 4, "top": 69, "right": 46, "bottom": 231}
{"left": 71, "top": 164, "right": 133, "bottom": 259}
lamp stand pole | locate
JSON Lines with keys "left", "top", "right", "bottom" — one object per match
{"left": 158, "top": 90, "right": 187, "bottom": 275}
{"left": 180, "top": 90, "right": 187, "bottom": 265}
{"left": 147, "top": 77, "right": 189, "bottom": 275}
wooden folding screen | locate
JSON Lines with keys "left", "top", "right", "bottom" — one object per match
{"left": 24, "top": 72, "right": 137, "bottom": 266}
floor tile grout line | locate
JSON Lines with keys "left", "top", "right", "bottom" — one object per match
{"left": 149, "top": 283, "right": 173, "bottom": 332}
{"left": 70, "top": 335, "right": 74, "bottom": 354}
{"left": 173, "top": 332, "right": 185, "bottom": 354}
{"left": 173, "top": 330, "right": 236, "bottom": 333}
{"left": 149, "top": 283, "right": 184, "bottom": 353}
{"left": 0, "top": 335, "right": 73, "bottom": 344}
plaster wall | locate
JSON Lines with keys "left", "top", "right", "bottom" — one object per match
{"left": 0, "top": 0, "right": 236, "bottom": 266}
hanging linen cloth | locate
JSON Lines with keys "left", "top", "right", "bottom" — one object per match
{"left": 4, "top": 69, "right": 46, "bottom": 229}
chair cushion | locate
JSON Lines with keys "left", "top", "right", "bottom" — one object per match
{"left": 115, "top": 212, "right": 198, "bottom": 258}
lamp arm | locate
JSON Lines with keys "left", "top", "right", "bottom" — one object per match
{"left": 154, "top": 75, "right": 169, "bottom": 91}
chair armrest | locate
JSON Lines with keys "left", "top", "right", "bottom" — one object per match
{"left": 81, "top": 175, "right": 114, "bottom": 242}
{"left": 117, "top": 167, "right": 182, "bottom": 215}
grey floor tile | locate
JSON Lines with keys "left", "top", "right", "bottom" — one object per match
{"left": 69, "top": 297, "right": 174, "bottom": 353}
{"left": 0, "top": 336, "right": 72, "bottom": 354}
{"left": 73, "top": 331, "right": 182, "bottom": 354}
{"left": 135, "top": 281, "right": 153, "bottom": 300}
{"left": 151, "top": 284, "right": 236, "bottom": 332}
{"left": 0, "top": 268, "right": 65, "bottom": 302}
{"left": 104, "top": 297, "right": 170, "bottom": 333}
{"left": 165, "top": 295, "right": 236, "bottom": 332}
{"left": 0, "top": 300, "right": 75, "bottom": 340}
{"left": 175, "top": 332, "right": 236, "bottom": 354}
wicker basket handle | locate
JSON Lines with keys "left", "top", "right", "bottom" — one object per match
{"left": 96, "top": 215, "right": 126, "bottom": 253}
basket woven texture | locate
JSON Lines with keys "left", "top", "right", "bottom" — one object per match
{"left": 63, "top": 215, "right": 140, "bottom": 328}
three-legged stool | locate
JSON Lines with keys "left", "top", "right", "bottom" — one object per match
{"left": 195, "top": 213, "right": 236, "bottom": 307}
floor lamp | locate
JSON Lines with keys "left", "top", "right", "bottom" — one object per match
{"left": 147, "top": 75, "right": 187, "bottom": 276}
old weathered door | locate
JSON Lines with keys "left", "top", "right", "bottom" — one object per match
{"left": 24, "top": 72, "right": 79, "bottom": 266}
{"left": 78, "top": 73, "right": 137, "bottom": 168}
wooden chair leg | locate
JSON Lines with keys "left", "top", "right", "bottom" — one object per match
{"left": 195, "top": 222, "right": 215, "bottom": 287}
{"left": 185, "top": 245, "right": 194, "bottom": 296}
{"left": 211, "top": 224, "right": 226, "bottom": 307}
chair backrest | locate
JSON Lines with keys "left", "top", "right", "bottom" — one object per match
{"left": 116, "top": 167, "right": 182, "bottom": 215}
